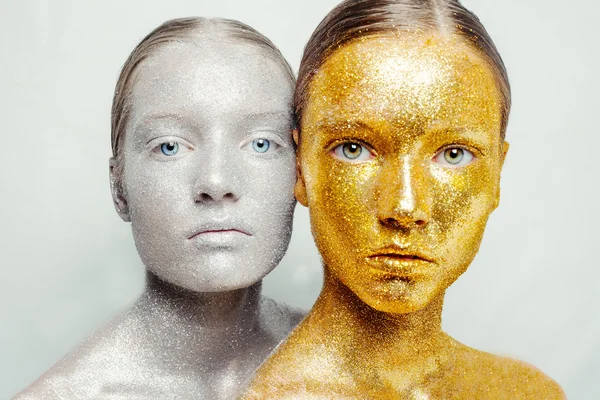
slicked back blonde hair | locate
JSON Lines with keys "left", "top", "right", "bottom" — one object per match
{"left": 111, "top": 17, "right": 294, "bottom": 158}
{"left": 296, "top": 0, "right": 511, "bottom": 138}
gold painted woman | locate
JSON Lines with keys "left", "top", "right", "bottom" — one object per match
{"left": 244, "top": 0, "right": 565, "bottom": 398}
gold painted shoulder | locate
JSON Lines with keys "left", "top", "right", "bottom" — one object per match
{"left": 450, "top": 348, "right": 566, "bottom": 399}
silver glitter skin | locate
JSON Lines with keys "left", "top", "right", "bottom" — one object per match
{"left": 15, "top": 37, "right": 304, "bottom": 399}
{"left": 124, "top": 40, "right": 297, "bottom": 294}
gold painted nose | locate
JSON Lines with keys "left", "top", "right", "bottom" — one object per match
{"left": 376, "top": 157, "right": 431, "bottom": 229}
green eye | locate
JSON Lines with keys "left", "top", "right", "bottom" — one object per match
{"left": 434, "top": 146, "right": 474, "bottom": 167}
{"left": 342, "top": 143, "right": 362, "bottom": 159}
{"left": 444, "top": 148, "right": 464, "bottom": 164}
{"left": 332, "top": 142, "right": 373, "bottom": 162}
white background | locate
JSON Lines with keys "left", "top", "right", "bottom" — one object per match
{"left": 1, "top": 0, "right": 598, "bottom": 398}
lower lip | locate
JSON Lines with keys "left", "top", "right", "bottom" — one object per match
{"left": 366, "top": 256, "right": 432, "bottom": 277}
{"left": 190, "top": 231, "right": 249, "bottom": 248}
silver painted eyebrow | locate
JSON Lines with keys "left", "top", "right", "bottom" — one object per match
{"left": 242, "top": 110, "right": 293, "bottom": 122}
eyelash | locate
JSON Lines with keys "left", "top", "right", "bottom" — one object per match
{"left": 240, "top": 132, "right": 287, "bottom": 156}
{"left": 329, "top": 139, "right": 376, "bottom": 163}
{"left": 328, "top": 138, "right": 481, "bottom": 167}
{"left": 149, "top": 137, "right": 194, "bottom": 159}
{"left": 432, "top": 145, "right": 477, "bottom": 167}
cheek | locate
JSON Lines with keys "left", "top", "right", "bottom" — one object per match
{"left": 247, "top": 154, "right": 296, "bottom": 221}
{"left": 124, "top": 159, "right": 191, "bottom": 238}
{"left": 304, "top": 150, "right": 380, "bottom": 257}
{"left": 430, "top": 163, "right": 499, "bottom": 262}
{"left": 251, "top": 155, "right": 296, "bottom": 202}
{"left": 240, "top": 154, "right": 297, "bottom": 245}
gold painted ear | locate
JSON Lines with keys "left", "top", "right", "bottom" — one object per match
{"left": 109, "top": 157, "right": 131, "bottom": 222}
{"left": 493, "top": 141, "right": 510, "bottom": 209}
{"left": 501, "top": 141, "right": 510, "bottom": 167}
{"left": 295, "top": 173, "right": 308, "bottom": 207}
{"left": 292, "top": 129, "right": 308, "bottom": 207}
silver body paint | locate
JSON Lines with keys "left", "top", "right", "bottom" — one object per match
{"left": 15, "top": 38, "right": 303, "bottom": 399}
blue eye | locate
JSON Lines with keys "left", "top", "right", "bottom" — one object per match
{"left": 160, "top": 142, "right": 179, "bottom": 156}
{"left": 433, "top": 147, "right": 475, "bottom": 167}
{"left": 252, "top": 138, "right": 271, "bottom": 153}
{"left": 332, "top": 142, "right": 374, "bottom": 162}
{"left": 241, "top": 137, "right": 282, "bottom": 155}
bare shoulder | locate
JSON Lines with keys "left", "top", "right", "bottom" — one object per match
{"left": 242, "top": 320, "right": 359, "bottom": 400}
{"left": 13, "top": 309, "right": 150, "bottom": 399}
{"left": 449, "top": 346, "right": 566, "bottom": 399}
{"left": 243, "top": 357, "right": 359, "bottom": 400}
{"left": 243, "top": 381, "right": 358, "bottom": 400}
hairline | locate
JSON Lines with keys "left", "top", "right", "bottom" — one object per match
{"left": 300, "top": 29, "right": 505, "bottom": 132}
{"left": 111, "top": 17, "right": 295, "bottom": 161}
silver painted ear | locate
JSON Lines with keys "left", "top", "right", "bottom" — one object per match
{"left": 109, "top": 157, "right": 130, "bottom": 222}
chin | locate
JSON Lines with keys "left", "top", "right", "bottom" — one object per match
{"left": 148, "top": 264, "right": 270, "bottom": 293}
{"left": 357, "top": 282, "right": 440, "bottom": 315}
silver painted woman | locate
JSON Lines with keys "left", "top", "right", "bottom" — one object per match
{"left": 15, "top": 17, "right": 302, "bottom": 399}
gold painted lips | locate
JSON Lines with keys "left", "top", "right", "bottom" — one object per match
{"left": 365, "top": 245, "right": 435, "bottom": 277}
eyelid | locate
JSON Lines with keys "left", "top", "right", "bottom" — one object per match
{"left": 146, "top": 136, "right": 195, "bottom": 150}
{"left": 147, "top": 137, "right": 195, "bottom": 161}
{"left": 325, "top": 138, "right": 377, "bottom": 156}
{"left": 239, "top": 130, "right": 288, "bottom": 148}
{"left": 435, "top": 143, "right": 481, "bottom": 158}
{"left": 432, "top": 145, "right": 476, "bottom": 168}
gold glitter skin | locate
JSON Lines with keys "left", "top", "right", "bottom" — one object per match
{"left": 243, "top": 34, "right": 565, "bottom": 399}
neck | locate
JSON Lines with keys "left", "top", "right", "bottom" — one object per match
{"left": 137, "top": 272, "right": 263, "bottom": 367}
{"left": 313, "top": 270, "right": 445, "bottom": 362}
{"left": 144, "top": 272, "right": 262, "bottom": 330}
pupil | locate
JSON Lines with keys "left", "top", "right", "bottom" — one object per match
{"left": 343, "top": 143, "right": 362, "bottom": 159}
{"left": 444, "top": 148, "right": 464, "bottom": 164}
{"left": 253, "top": 139, "right": 270, "bottom": 153}
{"left": 167, "top": 143, "right": 175, "bottom": 151}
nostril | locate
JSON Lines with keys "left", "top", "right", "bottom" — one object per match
{"left": 200, "top": 193, "right": 213, "bottom": 202}
{"left": 382, "top": 217, "right": 427, "bottom": 229}
{"left": 196, "top": 191, "right": 237, "bottom": 203}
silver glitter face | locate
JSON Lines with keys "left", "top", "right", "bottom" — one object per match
{"left": 121, "top": 40, "right": 296, "bottom": 292}
{"left": 15, "top": 26, "right": 305, "bottom": 400}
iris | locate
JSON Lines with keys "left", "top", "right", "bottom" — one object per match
{"left": 160, "top": 142, "right": 179, "bottom": 156}
{"left": 252, "top": 139, "right": 271, "bottom": 153}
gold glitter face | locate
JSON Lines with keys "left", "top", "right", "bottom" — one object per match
{"left": 297, "top": 34, "right": 508, "bottom": 314}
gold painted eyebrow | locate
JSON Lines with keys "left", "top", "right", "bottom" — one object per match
{"left": 425, "top": 127, "right": 493, "bottom": 153}
{"left": 314, "top": 120, "right": 377, "bottom": 134}
{"left": 427, "top": 126, "right": 491, "bottom": 141}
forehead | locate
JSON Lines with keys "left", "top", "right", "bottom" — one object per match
{"left": 128, "top": 39, "right": 293, "bottom": 124}
{"left": 305, "top": 34, "right": 502, "bottom": 135}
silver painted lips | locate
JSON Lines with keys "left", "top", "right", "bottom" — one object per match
{"left": 188, "top": 220, "right": 252, "bottom": 249}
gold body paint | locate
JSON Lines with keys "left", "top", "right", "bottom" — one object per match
{"left": 300, "top": 34, "right": 505, "bottom": 314}
{"left": 242, "top": 34, "right": 564, "bottom": 399}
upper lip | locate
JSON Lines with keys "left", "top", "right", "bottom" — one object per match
{"left": 366, "top": 244, "right": 433, "bottom": 263}
{"left": 187, "top": 222, "right": 252, "bottom": 239}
